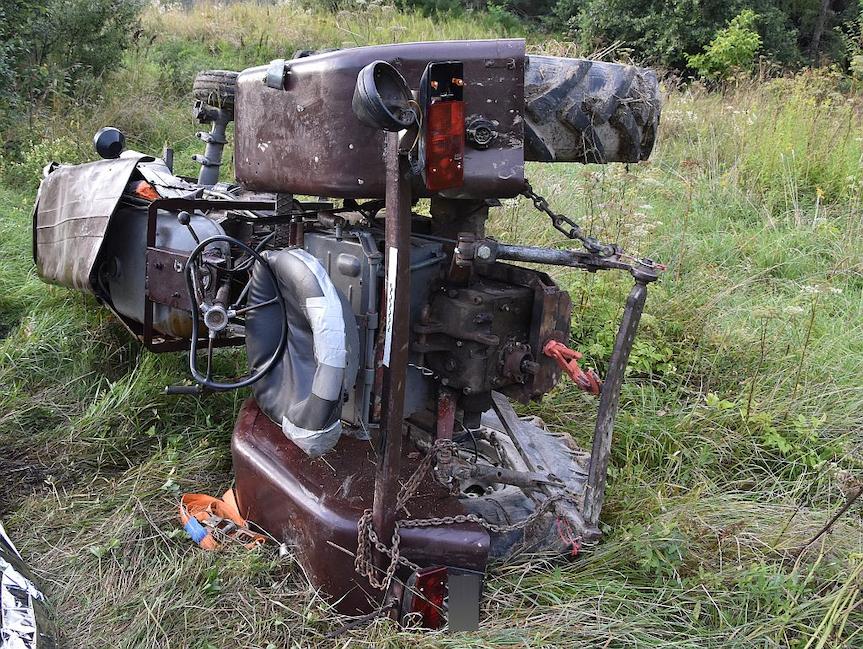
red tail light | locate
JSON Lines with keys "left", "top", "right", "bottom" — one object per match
{"left": 404, "top": 566, "right": 448, "bottom": 628}
{"left": 421, "top": 61, "right": 465, "bottom": 192}
{"left": 425, "top": 100, "right": 465, "bottom": 192}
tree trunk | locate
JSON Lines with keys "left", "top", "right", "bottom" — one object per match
{"left": 810, "top": 0, "right": 832, "bottom": 64}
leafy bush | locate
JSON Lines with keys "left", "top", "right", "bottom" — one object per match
{"left": 0, "top": 135, "right": 88, "bottom": 190}
{"left": 687, "top": 10, "right": 762, "bottom": 81}
{"left": 0, "top": 0, "right": 144, "bottom": 133}
{"left": 395, "top": 1, "right": 861, "bottom": 71}
{"left": 572, "top": 0, "right": 798, "bottom": 70}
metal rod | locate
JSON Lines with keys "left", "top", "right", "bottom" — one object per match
{"left": 491, "top": 241, "right": 653, "bottom": 277}
{"left": 435, "top": 388, "right": 457, "bottom": 477}
{"left": 583, "top": 280, "right": 649, "bottom": 525}
{"left": 495, "top": 242, "right": 589, "bottom": 266}
{"left": 197, "top": 113, "right": 230, "bottom": 187}
{"left": 371, "top": 132, "right": 412, "bottom": 567}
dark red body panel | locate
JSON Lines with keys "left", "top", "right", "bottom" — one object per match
{"left": 233, "top": 40, "right": 525, "bottom": 199}
{"left": 231, "top": 399, "right": 489, "bottom": 615}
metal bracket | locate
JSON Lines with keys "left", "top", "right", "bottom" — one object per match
{"left": 582, "top": 279, "right": 650, "bottom": 525}
{"left": 145, "top": 248, "right": 190, "bottom": 310}
{"left": 139, "top": 197, "right": 276, "bottom": 352}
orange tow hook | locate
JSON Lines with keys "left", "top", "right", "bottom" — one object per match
{"left": 543, "top": 340, "right": 602, "bottom": 395}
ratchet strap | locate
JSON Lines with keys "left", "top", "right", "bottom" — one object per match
{"left": 179, "top": 489, "right": 266, "bottom": 551}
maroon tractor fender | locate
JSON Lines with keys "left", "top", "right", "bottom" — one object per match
{"left": 233, "top": 40, "right": 525, "bottom": 199}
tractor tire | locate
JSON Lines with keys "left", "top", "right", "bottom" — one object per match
{"left": 524, "top": 56, "right": 661, "bottom": 164}
{"left": 193, "top": 70, "right": 239, "bottom": 115}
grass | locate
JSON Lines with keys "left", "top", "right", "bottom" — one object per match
{"left": 1, "top": 1, "right": 863, "bottom": 647}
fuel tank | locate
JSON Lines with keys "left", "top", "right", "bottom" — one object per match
{"left": 233, "top": 40, "right": 526, "bottom": 199}
{"left": 98, "top": 207, "right": 225, "bottom": 339}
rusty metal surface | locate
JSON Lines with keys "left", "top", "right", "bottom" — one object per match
{"left": 435, "top": 389, "right": 457, "bottom": 442}
{"left": 145, "top": 248, "right": 190, "bottom": 310}
{"left": 234, "top": 40, "right": 525, "bottom": 199}
{"left": 144, "top": 197, "right": 277, "bottom": 248}
{"left": 583, "top": 280, "right": 649, "bottom": 525}
{"left": 478, "top": 263, "right": 572, "bottom": 403}
{"left": 32, "top": 155, "right": 149, "bottom": 293}
{"left": 231, "top": 398, "right": 489, "bottom": 615}
{"left": 372, "top": 134, "right": 413, "bottom": 571}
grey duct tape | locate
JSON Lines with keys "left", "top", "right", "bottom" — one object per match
{"left": 279, "top": 249, "right": 347, "bottom": 455}
{"left": 281, "top": 417, "right": 343, "bottom": 457}
{"left": 247, "top": 248, "right": 351, "bottom": 457}
{"left": 290, "top": 249, "right": 348, "bottom": 370}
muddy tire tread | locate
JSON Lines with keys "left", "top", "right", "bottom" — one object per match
{"left": 193, "top": 70, "right": 239, "bottom": 113}
{"left": 524, "top": 56, "right": 661, "bottom": 164}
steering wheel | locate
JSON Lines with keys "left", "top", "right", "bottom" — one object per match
{"left": 184, "top": 234, "right": 287, "bottom": 391}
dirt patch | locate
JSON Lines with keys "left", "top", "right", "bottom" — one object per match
{"left": 0, "top": 455, "right": 52, "bottom": 516}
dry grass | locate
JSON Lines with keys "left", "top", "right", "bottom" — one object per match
{"left": 1, "top": 2, "right": 863, "bottom": 647}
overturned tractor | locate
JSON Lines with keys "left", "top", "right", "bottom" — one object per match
{"left": 32, "top": 41, "right": 662, "bottom": 629}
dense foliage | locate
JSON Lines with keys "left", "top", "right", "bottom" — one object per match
{"left": 0, "top": 0, "right": 144, "bottom": 131}
{"left": 403, "top": 0, "right": 862, "bottom": 70}
{"left": 687, "top": 9, "right": 763, "bottom": 80}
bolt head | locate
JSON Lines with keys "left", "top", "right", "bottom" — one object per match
{"left": 476, "top": 244, "right": 492, "bottom": 260}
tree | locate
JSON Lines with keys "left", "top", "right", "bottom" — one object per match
{"left": 570, "top": 1, "right": 798, "bottom": 68}
{"left": 0, "top": 0, "right": 144, "bottom": 118}
{"left": 810, "top": 0, "right": 833, "bottom": 62}
{"left": 687, "top": 10, "right": 762, "bottom": 81}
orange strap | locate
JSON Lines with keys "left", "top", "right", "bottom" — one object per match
{"left": 178, "top": 488, "right": 266, "bottom": 551}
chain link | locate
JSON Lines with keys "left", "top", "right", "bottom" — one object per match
{"left": 521, "top": 181, "right": 619, "bottom": 258}
{"left": 355, "top": 439, "right": 580, "bottom": 591}
{"left": 521, "top": 180, "right": 668, "bottom": 271}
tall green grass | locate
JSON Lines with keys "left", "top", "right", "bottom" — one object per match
{"left": 1, "top": 2, "right": 862, "bottom": 647}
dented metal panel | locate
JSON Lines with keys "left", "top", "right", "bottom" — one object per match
{"left": 32, "top": 155, "right": 149, "bottom": 293}
{"left": 231, "top": 399, "right": 489, "bottom": 616}
{"left": 234, "top": 40, "right": 525, "bottom": 199}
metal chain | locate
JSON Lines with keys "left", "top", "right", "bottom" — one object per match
{"left": 355, "top": 439, "right": 579, "bottom": 591}
{"left": 521, "top": 180, "right": 667, "bottom": 271}
{"left": 521, "top": 181, "right": 619, "bottom": 257}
